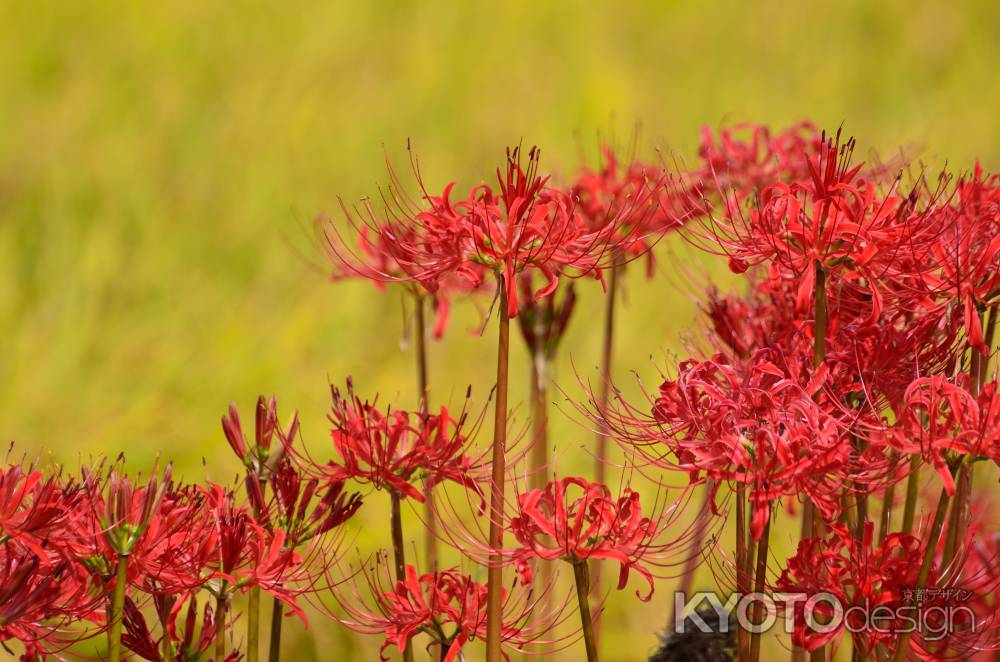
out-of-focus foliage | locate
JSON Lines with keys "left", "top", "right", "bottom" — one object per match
{"left": 1, "top": 1, "right": 998, "bottom": 659}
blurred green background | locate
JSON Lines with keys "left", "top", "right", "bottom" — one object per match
{"left": 2, "top": 1, "right": 999, "bottom": 659}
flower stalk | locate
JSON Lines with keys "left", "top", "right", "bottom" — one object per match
{"left": 485, "top": 279, "right": 511, "bottom": 662}
{"left": 107, "top": 554, "right": 129, "bottom": 662}
{"left": 573, "top": 559, "right": 599, "bottom": 662}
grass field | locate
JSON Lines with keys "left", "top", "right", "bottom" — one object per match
{"left": 2, "top": 2, "right": 999, "bottom": 659}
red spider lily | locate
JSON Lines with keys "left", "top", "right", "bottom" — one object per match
{"left": 776, "top": 522, "right": 925, "bottom": 654}
{"left": 777, "top": 521, "right": 998, "bottom": 658}
{"left": 695, "top": 121, "right": 822, "bottom": 197}
{"left": 325, "top": 146, "right": 654, "bottom": 319}
{"left": 0, "top": 548, "right": 96, "bottom": 659}
{"left": 317, "top": 147, "right": 486, "bottom": 337}
{"left": 918, "top": 163, "right": 1000, "bottom": 354}
{"left": 515, "top": 274, "right": 576, "bottom": 357}
{"left": 255, "top": 460, "right": 362, "bottom": 549}
{"left": 687, "top": 129, "right": 930, "bottom": 320}
{"left": 332, "top": 557, "right": 572, "bottom": 662}
{"left": 121, "top": 595, "right": 240, "bottom": 662}
{"left": 322, "top": 379, "right": 487, "bottom": 504}
{"left": 507, "top": 476, "right": 697, "bottom": 602}
{"left": 68, "top": 472, "right": 210, "bottom": 597}
{"left": 320, "top": 214, "right": 463, "bottom": 340}
{"left": 222, "top": 395, "right": 298, "bottom": 482}
{"left": 197, "top": 485, "right": 308, "bottom": 620}
{"left": 569, "top": 145, "right": 675, "bottom": 273}
{"left": 590, "top": 350, "right": 854, "bottom": 538}
{"left": 883, "top": 377, "right": 1000, "bottom": 495}
{"left": 79, "top": 461, "right": 173, "bottom": 557}
{"left": 0, "top": 463, "right": 80, "bottom": 560}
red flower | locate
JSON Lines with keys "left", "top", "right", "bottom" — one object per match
{"left": 884, "top": 377, "right": 1000, "bottom": 495}
{"left": 919, "top": 163, "right": 1000, "bottom": 354}
{"left": 324, "top": 379, "right": 486, "bottom": 504}
{"left": 776, "top": 522, "right": 924, "bottom": 653}
{"left": 221, "top": 395, "right": 297, "bottom": 481}
{"left": 508, "top": 476, "right": 688, "bottom": 601}
{"left": 325, "top": 146, "right": 651, "bottom": 319}
{"left": 594, "top": 350, "right": 852, "bottom": 538}
{"left": 0, "top": 548, "right": 93, "bottom": 657}
{"left": 334, "top": 560, "right": 558, "bottom": 662}
{"left": 0, "top": 463, "right": 80, "bottom": 560}
{"left": 121, "top": 595, "right": 240, "bottom": 662}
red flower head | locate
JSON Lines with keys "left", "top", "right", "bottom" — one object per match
{"left": 690, "top": 128, "right": 930, "bottom": 320}
{"left": 264, "top": 460, "right": 363, "bottom": 549}
{"left": 221, "top": 395, "right": 297, "bottom": 482}
{"left": 569, "top": 145, "right": 674, "bottom": 270}
{"left": 198, "top": 485, "right": 307, "bottom": 619}
{"left": 696, "top": 121, "right": 822, "bottom": 197}
{"left": 593, "top": 350, "right": 853, "bottom": 539}
{"left": 121, "top": 595, "right": 240, "bottom": 662}
{"left": 776, "top": 521, "right": 995, "bottom": 658}
{"left": 0, "top": 463, "right": 80, "bottom": 560}
{"left": 326, "top": 145, "right": 652, "bottom": 320}
{"left": 919, "top": 163, "right": 1000, "bottom": 354}
{"left": 776, "top": 522, "right": 924, "bottom": 654}
{"left": 885, "top": 376, "right": 1000, "bottom": 495}
{"left": 508, "top": 476, "right": 692, "bottom": 601}
{"left": 334, "top": 558, "right": 563, "bottom": 662}
{"left": 0, "top": 548, "right": 94, "bottom": 658}
{"left": 318, "top": 163, "right": 469, "bottom": 339}
{"left": 323, "top": 379, "right": 486, "bottom": 505}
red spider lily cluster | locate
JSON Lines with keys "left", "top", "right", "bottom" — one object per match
{"left": 8, "top": 123, "right": 1000, "bottom": 662}
{"left": 590, "top": 122, "right": 1000, "bottom": 660}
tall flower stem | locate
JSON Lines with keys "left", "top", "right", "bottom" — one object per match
{"left": 390, "top": 490, "right": 414, "bottom": 662}
{"left": 736, "top": 485, "right": 749, "bottom": 661}
{"left": 267, "top": 598, "right": 283, "bottom": 662}
{"left": 247, "top": 587, "right": 261, "bottom": 662}
{"left": 529, "top": 334, "right": 554, "bottom": 619}
{"left": 107, "top": 554, "right": 129, "bottom": 662}
{"left": 215, "top": 586, "right": 228, "bottom": 662}
{"left": 485, "top": 280, "right": 511, "bottom": 662}
{"left": 749, "top": 513, "right": 772, "bottom": 662}
{"left": 806, "top": 261, "right": 827, "bottom": 662}
{"left": 414, "top": 293, "right": 438, "bottom": 572}
{"left": 592, "top": 263, "right": 621, "bottom": 629}
{"left": 573, "top": 560, "right": 599, "bottom": 662}
{"left": 892, "top": 484, "right": 953, "bottom": 662}
{"left": 877, "top": 476, "right": 896, "bottom": 545}
{"left": 901, "top": 457, "right": 921, "bottom": 535}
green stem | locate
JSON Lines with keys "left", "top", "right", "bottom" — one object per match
{"left": 215, "top": 589, "right": 227, "bottom": 662}
{"left": 414, "top": 292, "right": 438, "bottom": 573}
{"left": 591, "top": 263, "right": 620, "bottom": 632}
{"left": 737, "top": 485, "right": 749, "bottom": 661}
{"left": 901, "top": 456, "right": 921, "bottom": 535}
{"left": 573, "top": 560, "right": 599, "bottom": 662}
{"left": 107, "top": 554, "right": 129, "bottom": 662}
{"left": 749, "top": 513, "right": 771, "bottom": 662}
{"left": 389, "top": 491, "right": 414, "bottom": 662}
{"left": 808, "top": 261, "right": 827, "bottom": 662}
{"left": 248, "top": 586, "right": 260, "bottom": 662}
{"left": 485, "top": 279, "right": 510, "bottom": 662}
{"left": 267, "top": 597, "right": 283, "bottom": 662}
{"left": 892, "top": 486, "right": 952, "bottom": 662}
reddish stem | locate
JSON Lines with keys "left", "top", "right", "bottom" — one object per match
{"left": 390, "top": 491, "right": 414, "bottom": 662}
{"left": 591, "top": 263, "right": 620, "bottom": 635}
{"left": 485, "top": 281, "right": 511, "bottom": 662}
{"left": 414, "top": 293, "right": 438, "bottom": 573}
{"left": 573, "top": 560, "right": 599, "bottom": 662}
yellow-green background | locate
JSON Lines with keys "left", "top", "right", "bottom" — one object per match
{"left": 2, "top": 1, "right": 999, "bottom": 660}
